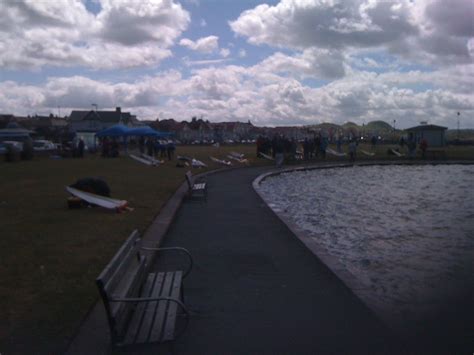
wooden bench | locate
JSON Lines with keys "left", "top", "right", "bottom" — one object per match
{"left": 185, "top": 171, "right": 207, "bottom": 201}
{"left": 96, "top": 230, "right": 193, "bottom": 347}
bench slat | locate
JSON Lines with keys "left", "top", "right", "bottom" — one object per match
{"left": 148, "top": 272, "right": 175, "bottom": 342}
{"left": 122, "top": 273, "right": 156, "bottom": 345}
{"left": 135, "top": 273, "right": 165, "bottom": 344}
{"left": 162, "top": 271, "right": 182, "bottom": 341}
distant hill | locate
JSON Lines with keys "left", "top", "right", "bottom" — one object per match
{"left": 308, "top": 120, "right": 399, "bottom": 134}
{"left": 312, "top": 122, "right": 342, "bottom": 131}
{"left": 365, "top": 120, "right": 393, "bottom": 131}
{"left": 342, "top": 121, "right": 360, "bottom": 129}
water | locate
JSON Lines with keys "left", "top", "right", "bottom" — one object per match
{"left": 258, "top": 164, "right": 474, "bottom": 327}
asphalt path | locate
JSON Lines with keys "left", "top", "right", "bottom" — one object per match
{"left": 132, "top": 166, "right": 403, "bottom": 354}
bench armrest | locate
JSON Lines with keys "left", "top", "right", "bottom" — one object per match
{"left": 141, "top": 247, "right": 193, "bottom": 278}
{"left": 110, "top": 296, "right": 189, "bottom": 315}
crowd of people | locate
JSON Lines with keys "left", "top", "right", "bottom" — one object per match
{"left": 257, "top": 131, "right": 432, "bottom": 167}
{"left": 139, "top": 136, "right": 176, "bottom": 161}
{"left": 99, "top": 137, "right": 120, "bottom": 158}
{"left": 256, "top": 134, "right": 333, "bottom": 167}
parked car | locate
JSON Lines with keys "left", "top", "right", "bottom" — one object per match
{"left": 2, "top": 140, "right": 23, "bottom": 151}
{"left": 33, "top": 140, "right": 56, "bottom": 151}
{"left": 2, "top": 141, "right": 23, "bottom": 161}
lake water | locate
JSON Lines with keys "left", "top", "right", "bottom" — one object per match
{"left": 258, "top": 164, "right": 474, "bottom": 329}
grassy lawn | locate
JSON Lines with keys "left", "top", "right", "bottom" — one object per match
{"left": 0, "top": 144, "right": 264, "bottom": 354}
{"left": 0, "top": 143, "right": 471, "bottom": 353}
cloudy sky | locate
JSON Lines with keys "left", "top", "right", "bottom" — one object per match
{"left": 0, "top": 0, "right": 473, "bottom": 128}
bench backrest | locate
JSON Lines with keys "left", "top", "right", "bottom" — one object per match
{"left": 96, "top": 230, "right": 146, "bottom": 342}
{"left": 185, "top": 171, "right": 193, "bottom": 190}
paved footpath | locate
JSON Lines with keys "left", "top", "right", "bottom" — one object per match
{"left": 118, "top": 167, "right": 404, "bottom": 354}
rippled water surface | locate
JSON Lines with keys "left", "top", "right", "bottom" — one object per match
{"left": 259, "top": 164, "right": 474, "bottom": 325}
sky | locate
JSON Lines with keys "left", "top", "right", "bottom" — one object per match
{"left": 0, "top": 0, "right": 473, "bottom": 129}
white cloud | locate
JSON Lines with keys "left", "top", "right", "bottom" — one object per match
{"left": 0, "top": 0, "right": 190, "bottom": 69}
{"left": 183, "top": 57, "right": 229, "bottom": 66}
{"left": 230, "top": 0, "right": 474, "bottom": 66}
{"left": 238, "top": 49, "right": 247, "bottom": 58}
{"left": 179, "top": 35, "right": 219, "bottom": 53}
{"left": 200, "top": 19, "right": 207, "bottom": 27}
{"left": 220, "top": 48, "right": 231, "bottom": 58}
{"left": 3, "top": 61, "right": 472, "bottom": 128}
{"left": 251, "top": 48, "right": 347, "bottom": 80}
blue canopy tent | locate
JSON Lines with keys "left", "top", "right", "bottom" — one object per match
{"left": 95, "top": 124, "right": 130, "bottom": 137}
{"left": 126, "top": 126, "right": 173, "bottom": 137}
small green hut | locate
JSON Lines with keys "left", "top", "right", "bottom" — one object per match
{"left": 405, "top": 124, "right": 447, "bottom": 147}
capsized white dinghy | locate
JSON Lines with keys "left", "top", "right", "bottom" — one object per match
{"left": 227, "top": 155, "right": 248, "bottom": 164}
{"left": 326, "top": 148, "right": 346, "bottom": 157}
{"left": 141, "top": 153, "right": 164, "bottom": 165}
{"left": 177, "top": 155, "right": 193, "bottom": 161}
{"left": 229, "top": 151, "right": 245, "bottom": 159}
{"left": 390, "top": 149, "right": 405, "bottom": 157}
{"left": 129, "top": 154, "right": 155, "bottom": 166}
{"left": 192, "top": 158, "right": 207, "bottom": 168}
{"left": 360, "top": 149, "right": 375, "bottom": 156}
{"left": 210, "top": 156, "right": 232, "bottom": 166}
{"left": 259, "top": 152, "right": 275, "bottom": 160}
{"left": 66, "top": 186, "right": 131, "bottom": 212}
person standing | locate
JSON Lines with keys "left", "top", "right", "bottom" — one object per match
{"left": 314, "top": 134, "right": 321, "bottom": 157}
{"left": 78, "top": 138, "right": 85, "bottom": 158}
{"left": 349, "top": 139, "right": 357, "bottom": 163}
{"left": 420, "top": 138, "right": 428, "bottom": 159}
{"left": 146, "top": 137, "right": 153, "bottom": 156}
{"left": 274, "top": 135, "right": 285, "bottom": 168}
{"left": 336, "top": 134, "right": 342, "bottom": 153}
{"left": 371, "top": 135, "right": 377, "bottom": 151}
{"left": 320, "top": 134, "right": 328, "bottom": 159}
{"left": 167, "top": 141, "right": 175, "bottom": 161}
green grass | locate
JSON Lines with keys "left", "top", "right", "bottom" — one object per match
{"left": 0, "top": 143, "right": 472, "bottom": 354}
{"left": 0, "top": 144, "right": 263, "bottom": 354}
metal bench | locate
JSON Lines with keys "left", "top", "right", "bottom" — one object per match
{"left": 185, "top": 171, "right": 207, "bottom": 201}
{"left": 96, "top": 230, "right": 193, "bottom": 347}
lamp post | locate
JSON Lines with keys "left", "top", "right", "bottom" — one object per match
{"left": 457, "top": 112, "right": 461, "bottom": 140}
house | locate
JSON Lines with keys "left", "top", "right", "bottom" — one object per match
{"left": 405, "top": 124, "right": 447, "bottom": 147}
{"left": 213, "top": 121, "right": 255, "bottom": 142}
{"left": 172, "top": 118, "right": 213, "bottom": 143}
{"left": 68, "top": 107, "right": 137, "bottom": 133}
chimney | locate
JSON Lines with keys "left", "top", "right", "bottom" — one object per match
{"left": 116, "top": 107, "right": 121, "bottom": 113}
